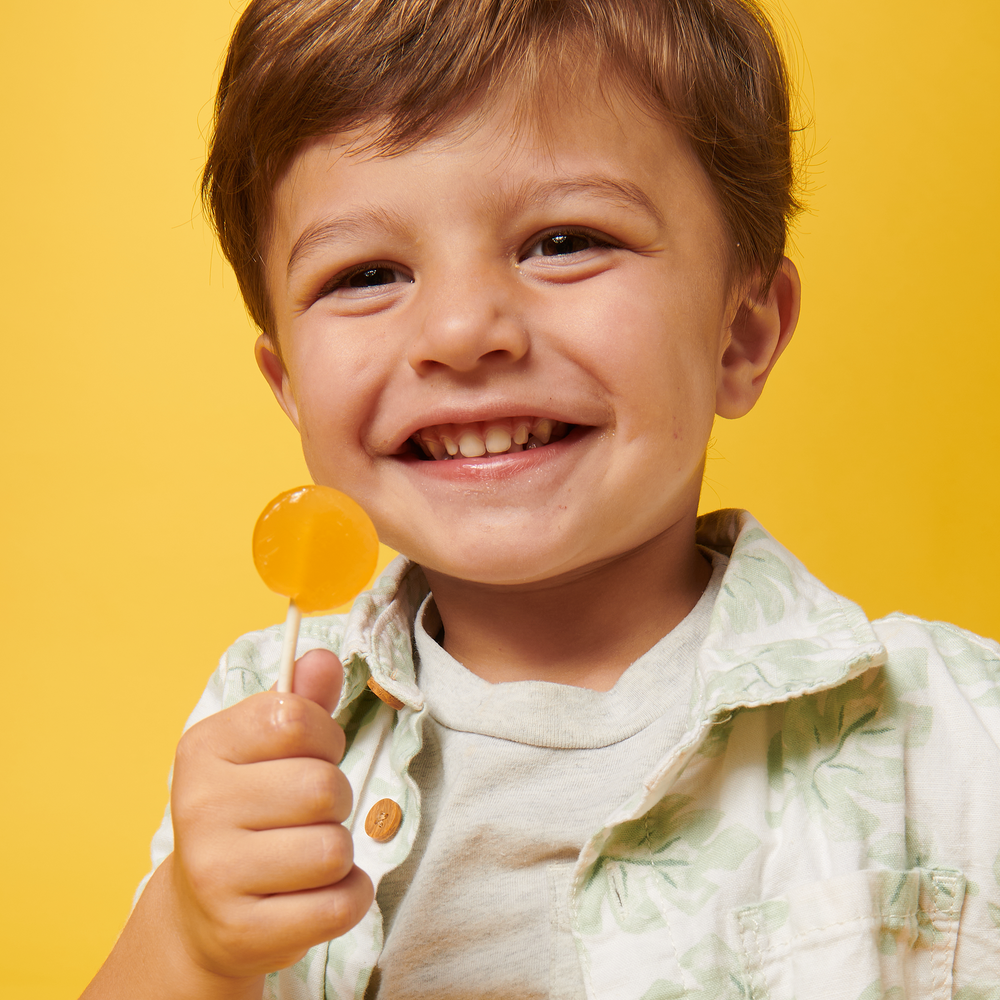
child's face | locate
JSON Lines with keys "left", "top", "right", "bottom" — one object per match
{"left": 260, "top": 84, "right": 746, "bottom": 586}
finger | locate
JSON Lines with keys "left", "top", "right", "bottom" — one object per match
{"left": 178, "top": 692, "right": 346, "bottom": 770}
{"left": 246, "top": 865, "right": 374, "bottom": 957}
{"left": 206, "top": 756, "right": 353, "bottom": 829}
{"left": 236, "top": 823, "right": 356, "bottom": 895}
{"left": 179, "top": 865, "right": 376, "bottom": 979}
{"left": 269, "top": 648, "right": 344, "bottom": 712}
{"left": 291, "top": 648, "right": 344, "bottom": 712}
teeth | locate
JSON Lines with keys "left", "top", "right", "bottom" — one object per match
{"left": 411, "top": 418, "right": 572, "bottom": 461}
{"left": 458, "top": 432, "right": 486, "bottom": 458}
{"left": 485, "top": 427, "right": 512, "bottom": 454}
{"left": 534, "top": 419, "right": 553, "bottom": 444}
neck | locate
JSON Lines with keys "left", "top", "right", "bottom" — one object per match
{"left": 422, "top": 514, "right": 712, "bottom": 692}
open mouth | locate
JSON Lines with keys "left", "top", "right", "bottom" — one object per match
{"left": 408, "top": 417, "right": 574, "bottom": 461}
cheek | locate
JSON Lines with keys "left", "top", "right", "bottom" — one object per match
{"left": 565, "top": 286, "right": 720, "bottom": 429}
{"left": 286, "top": 355, "right": 360, "bottom": 473}
{"left": 286, "top": 318, "right": 386, "bottom": 432}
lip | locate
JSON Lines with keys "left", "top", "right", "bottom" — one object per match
{"left": 392, "top": 424, "right": 593, "bottom": 479}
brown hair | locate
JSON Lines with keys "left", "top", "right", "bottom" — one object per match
{"left": 203, "top": 0, "right": 801, "bottom": 338}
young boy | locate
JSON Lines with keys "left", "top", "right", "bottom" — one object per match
{"left": 83, "top": 0, "right": 1000, "bottom": 997}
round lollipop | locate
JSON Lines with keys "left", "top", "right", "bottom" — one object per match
{"left": 253, "top": 485, "right": 379, "bottom": 692}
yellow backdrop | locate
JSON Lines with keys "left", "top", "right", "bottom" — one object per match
{"left": 1, "top": 1, "right": 997, "bottom": 995}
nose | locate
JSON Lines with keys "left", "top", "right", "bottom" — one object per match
{"left": 407, "top": 270, "right": 529, "bottom": 374}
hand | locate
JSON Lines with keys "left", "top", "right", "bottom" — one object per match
{"left": 169, "top": 648, "right": 374, "bottom": 978}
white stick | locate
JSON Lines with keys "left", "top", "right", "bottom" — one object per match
{"left": 277, "top": 599, "right": 302, "bottom": 693}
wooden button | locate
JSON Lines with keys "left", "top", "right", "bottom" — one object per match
{"left": 365, "top": 798, "right": 402, "bottom": 842}
{"left": 367, "top": 676, "right": 404, "bottom": 710}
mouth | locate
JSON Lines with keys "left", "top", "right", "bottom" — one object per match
{"left": 407, "top": 416, "right": 575, "bottom": 461}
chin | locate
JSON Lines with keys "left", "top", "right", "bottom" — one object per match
{"left": 420, "top": 534, "right": 614, "bottom": 588}
{"left": 393, "top": 533, "right": 566, "bottom": 586}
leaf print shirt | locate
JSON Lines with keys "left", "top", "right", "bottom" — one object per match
{"left": 138, "top": 510, "right": 1000, "bottom": 1000}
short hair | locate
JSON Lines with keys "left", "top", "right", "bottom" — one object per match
{"left": 203, "top": 0, "right": 801, "bottom": 338}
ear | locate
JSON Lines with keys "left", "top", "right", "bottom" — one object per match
{"left": 716, "top": 257, "right": 801, "bottom": 419}
{"left": 254, "top": 335, "right": 300, "bottom": 428}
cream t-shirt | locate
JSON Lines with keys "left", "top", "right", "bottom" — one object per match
{"left": 366, "top": 553, "right": 726, "bottom": 999}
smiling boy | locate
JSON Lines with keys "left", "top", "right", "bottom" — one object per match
{"left": 257, "top": 81, "right": 775, "bottom": 691}
{"left": 83, "top": 0, "right": 1000, "bottom": 998}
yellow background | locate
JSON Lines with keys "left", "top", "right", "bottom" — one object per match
{"left": 1, "top": 1, "right": 997, "bottom": 995}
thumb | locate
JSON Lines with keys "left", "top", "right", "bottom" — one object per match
{"left": 270, "top": 647, "right": 344, "bottom": 714}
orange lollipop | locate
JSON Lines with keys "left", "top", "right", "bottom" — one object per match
{"left": 253, "top": 485, "right": 379, "bottom": 692}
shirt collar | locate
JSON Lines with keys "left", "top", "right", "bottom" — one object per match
{"left": 694, "top": 509, "right": 886, "bottom": 716}
{"left": 332, "top": 509, "right": 886, "bottom": 718}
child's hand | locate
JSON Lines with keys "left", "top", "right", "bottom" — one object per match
{"left": 168, "top": 647, "right": 374, "bottom": 979}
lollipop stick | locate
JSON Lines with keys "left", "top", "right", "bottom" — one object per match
{"left": 277, "top": 598, "right": 302, "bottom": 693}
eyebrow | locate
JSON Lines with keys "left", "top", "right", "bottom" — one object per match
{"left": 286, "top": 208, "right": 412, "bottom": 279}
{"left": 285, "top": 174, "right": 662, "bottom": 278}
{"left": 502, "top": 175, "right": 664, "bottom": 228}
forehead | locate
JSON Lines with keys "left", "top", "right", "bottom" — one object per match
{"left": 266, "top": 79, "right": 727, "bottom": 282}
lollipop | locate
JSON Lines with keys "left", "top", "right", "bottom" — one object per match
{"left": 253, "top": 485, "right": 379, "bottom": 692}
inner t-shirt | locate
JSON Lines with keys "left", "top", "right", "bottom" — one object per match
{"left": 365, "top": 551, "right": 727, "bottom": 1000}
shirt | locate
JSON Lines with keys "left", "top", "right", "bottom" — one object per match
{"left": 367, "top": 558, "right": 723, "bottom": 999}
{"left": 139, "top": 509, "right": 1000, "bottom": 999}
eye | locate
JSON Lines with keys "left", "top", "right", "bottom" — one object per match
{"left": 345, "top": 266, "right": 406, "bottom": 288}
{"left": 523, "top": 228, "right": 616, "bottom": 259}
{"left": 318, "top": 262, "right": 413, "bottom": 298}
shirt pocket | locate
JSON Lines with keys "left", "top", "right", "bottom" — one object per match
{"left": 733, "top": 868, "right": 966, "bottom": 1000}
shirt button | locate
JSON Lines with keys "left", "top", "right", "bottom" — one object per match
{"left": 365, "top": 798, "right": 403, "bottom": 842}
{"left": 367, "top": 676, "right": 404, "bottom": 710}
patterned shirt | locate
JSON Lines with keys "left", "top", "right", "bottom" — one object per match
{"left": 141, "top": 509, "right": 1000, "bottom": 999}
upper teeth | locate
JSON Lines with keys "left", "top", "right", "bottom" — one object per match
{"left": 484, "top": 427, "right": 512, "bottom": 454}
{"left": 458, "top": 432, "right": 486, "bottom": 458}
{"left": 412, "top": 418, "right": 570, "bottom": 460}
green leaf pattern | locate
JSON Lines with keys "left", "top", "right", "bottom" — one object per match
{"left": 579, "top": 796, "right": 760, "bottom": 929}
{"left": 765, "top": 670, "right": 906, "bottom": 840}
{"left": 638, "top": 936, "right": 747, "bottom": 1000}
{"left": 185, "top": 511, "right": 1000, "bottom": 998}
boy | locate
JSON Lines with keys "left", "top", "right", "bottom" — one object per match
{"left": 83, "top": 0, "right": 1000, "bottom": 997}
